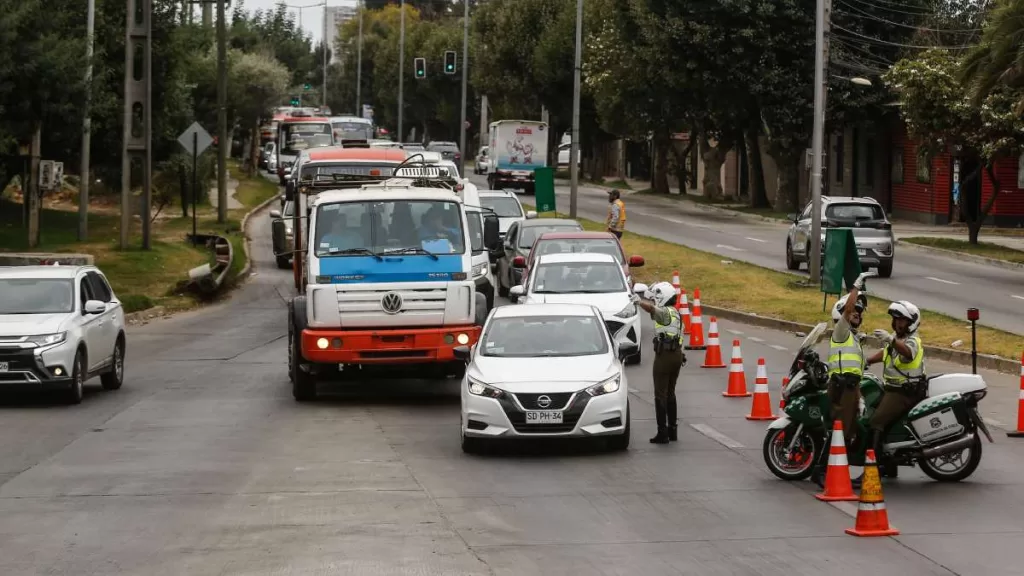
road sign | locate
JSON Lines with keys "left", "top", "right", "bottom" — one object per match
{"left": 534, "top": 167, "right": 556, "bottom": 213}
{"left": 177, "top": 122, "right": 214, "bottom": 157}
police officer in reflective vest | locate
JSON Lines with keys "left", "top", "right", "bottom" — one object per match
{"left": 865, "top": 301, "right": 926, "bottom": 478}
{"left": 606, "top": 190, "right": 626, "bottom": 238}
{"left": 633, "top": 281, "right": 686, "bottom": 444}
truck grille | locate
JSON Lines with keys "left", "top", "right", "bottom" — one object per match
{"left": 336, "top": 286, "right": 448, "bottom": 317}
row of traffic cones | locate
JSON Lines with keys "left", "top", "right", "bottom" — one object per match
{"left": 671, "top": 271, "right": 705, "bottom": 350}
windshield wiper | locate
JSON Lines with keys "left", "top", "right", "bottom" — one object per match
{"left": 323, "top": 247, "right": 382, "bottom": 261}
{"left": 381, "top": 247, "right": 439, "bottom": 260}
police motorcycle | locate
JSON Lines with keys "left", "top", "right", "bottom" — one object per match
{"left": 762, "top": 322, "right": 994, "bottom": 482}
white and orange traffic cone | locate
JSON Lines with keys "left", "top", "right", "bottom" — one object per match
{"left": 701, "top": 317, "right": 726, "bottom": 368}
{"left": 779, "top": 376, "right": 790, "bottom": 409}
{"left": 746, "top": 358, "right": 777, "bottom": 420}
{"left": 685, "top": 287, "right": 706, "bottom": 350}
{"left": 723, "top": 339, "right": 751, "bottom": 397}
{"left": 679, "top": 289, "right": 691, "bottom": 335}
{"left": 1007, "top": 352, "right": 1024, "bottom": 438}
{"left": 845, "top": 449, "right": 900, "bottom": 537}
{"left": 672, "top": 271, "right": 681, "bottom": 312}
{"left": 815, "top": 420, "right": 858, "bottom": 502}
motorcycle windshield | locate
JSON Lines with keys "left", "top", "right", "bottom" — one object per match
{"left": 788, "top": 322, "right": 828, "bottom": 377}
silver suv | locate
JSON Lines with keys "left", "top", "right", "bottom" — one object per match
{"left": 785, "top": 196, "right": 895, "bottom": 278}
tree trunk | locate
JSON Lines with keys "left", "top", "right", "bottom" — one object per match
{"left": 968, "top": 162, "right": 1004, "bottom": 245}
{"left": 767, "top": 147, "right": 801, "bottom": 213}
{"left": 745, "top": 127, "right": 769, "bottom": 208}
{"left": 249, "top": 126, "right": 260, "bottom": 176}
{"left": 699, "top": 132, "right": 727, "bottom": 201}
{"left": 672, "top": 132, "right": 696, "bottom": 194}
{"left": 27, "top": 126, "right": 41, "bottom": 248}
{"left": 652, "top": 130, "right": 671, "bottom": 195}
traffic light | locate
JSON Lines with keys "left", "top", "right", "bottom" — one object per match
{"left": 414, "top": 57, "right": 426, "bottom": 79}
{"left": 303, "top": 83, "right": 311, "bottom": 90}
{"left": 290, "top": 96, "right": 300, "bottom": 106}
{"left": 444, "top": 51, "right": 456, "bottom": 74}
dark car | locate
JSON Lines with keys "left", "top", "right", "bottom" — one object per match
{"left": 524, "top": 231, "right": 645, "bottom": 287}
{"left": 495, "top": 218, "right": 583, "bottom": 297}
{"left": 426, "top": 141, "right": 461, "bottom": 164}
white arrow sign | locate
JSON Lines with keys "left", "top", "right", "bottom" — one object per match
{"left": 177, "top": 121, "right": 214, "bottom": 157}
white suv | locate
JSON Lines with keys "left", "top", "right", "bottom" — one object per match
{"left": 0, "top": 265, "right": 127, "bottom": 403}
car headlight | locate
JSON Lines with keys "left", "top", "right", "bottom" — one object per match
{"left": 26, "top": 332, "right": 66, "bottom": 347}
{"left": 585, "top": 375, "right": 621, "bottom": 397}
{"left": 614, "top": 303, "right": 638, "bottom": 319}
{"left": 473, "top": 262, "right": 487, "bottom": 278}
{"left": 468, "top": 377, "right": 505, "bottom": 399}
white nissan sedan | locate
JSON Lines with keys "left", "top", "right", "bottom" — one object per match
{"left": 455, "top": 303, "right": 636, "bottom": 453}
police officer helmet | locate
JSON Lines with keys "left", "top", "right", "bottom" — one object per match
{"left": 644, "top": 281, "right": 676, "bottom": 308}
{"left": 887, "top": 300, "right": 921, "bottom": 334}
{"left": 831, "top": 293, "right": 867, "bottom": 325}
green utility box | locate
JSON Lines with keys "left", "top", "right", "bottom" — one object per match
{"left": 533, "top": 167, "right": 556, "bottom": 213}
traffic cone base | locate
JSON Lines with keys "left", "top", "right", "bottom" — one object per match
{"left": 723, "top": 339, "right": 751, "bottom": 397}
{"left": 1007, "top": 355, "right": 1024, "bottom": 437}
{"left": 746, "top": 358, "right": 777, "bottom": 420}
{"left": 702, "top": 316, "right": 726, "bottom": 368}
{"left": 815, "top": 420, "right": 857, "bottom": 502}
{"left": 845, "top": 449, "right": 899, "bottom": 537}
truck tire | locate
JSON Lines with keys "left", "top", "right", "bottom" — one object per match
{"left": 290, "top": 325, "right": 316, "bottom": 402}
{"left": 474, "top": 293, "right": 488, "bottom": 327}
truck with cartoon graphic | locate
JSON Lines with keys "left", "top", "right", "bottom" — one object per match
{"left": 486, "top": 120, "right": 549, "bottom": 195}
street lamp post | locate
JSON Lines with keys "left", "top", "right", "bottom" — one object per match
{"left": 458, "top": 0, "right": 469, "bottom": 176}
{"left": 356, "top": 0, "right": 363, "bottom": 115}
{"left": 79, "top": 0, "right": 96, "bottom": 240}
{"left": 569, "top": 0, "right": 583, "bottom": 219}
{"left": 322, "top": 1, "right": 327, "bottom": 109}
{"left": 398, "top": 0, "right": 405, "bottom": 143}
{"left": 808, "top": 0, "right": 829, "bottom": 283}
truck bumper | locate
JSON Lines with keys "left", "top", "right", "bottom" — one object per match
{"left": 301, "top": 326, "right": 481, "bottom": 364}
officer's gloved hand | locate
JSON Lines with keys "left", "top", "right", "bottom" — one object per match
{"left": 872, "top": 329, "right": 894, "bottom": 345}
{"left": 629, "top": 293, "right": 640, "bottom": 304}
{"left": 853, "top": 270, "right": 877, "bottom": 291}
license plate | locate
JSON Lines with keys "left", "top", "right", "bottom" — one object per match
{"left": 0, "top": 362, "right": 8, "bottom": 372}
{"left": 525, "top": 411, "right": 563, "bottom": 424}
{"left": 857, "top": 249, "right": 866, "bottom": 256}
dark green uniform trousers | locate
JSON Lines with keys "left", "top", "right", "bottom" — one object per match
{"left": 653, "top": 349, "right": 685, "bottom": 431}
{"left": 869, "top": 388, "right": 923, "bottom": 433}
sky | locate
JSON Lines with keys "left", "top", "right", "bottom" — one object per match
{"left": 244, "top": 0, "right": 358, "bottom": 44}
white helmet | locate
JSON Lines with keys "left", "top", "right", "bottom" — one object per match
{"left": 888, "top": 300, "right": 921, "bottom": 334}
{"left": 832, "top": 293, "right": 867, "bottom": 325}
{"left": 645, "top": 281, "right": 677, "bottom": 307}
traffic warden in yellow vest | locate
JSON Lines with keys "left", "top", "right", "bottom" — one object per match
{"left": 633, "top": 281, "right": 686, "bottom": 444}
{"left": 606, "top": 190, "right": 626, "bottom": 238}
{"left": 865, "top": 301, "right": 926, "bottom": 478}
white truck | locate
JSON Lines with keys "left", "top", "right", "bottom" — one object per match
{"left": 286, "top": 167, "right": 501, "bottom": 401}
{"left": 486, "top": 120, "right": 550, "bottom": 195}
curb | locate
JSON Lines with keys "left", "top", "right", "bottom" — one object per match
{"left": 702, "top": 304, "right": 1019, "bottom": 375}
{"left": 896, "top": 240, "right": 1024, "bottom": 271}
{"left": 124, "top": 305, "right": 167, "bottom": 325}
{"left": 238, "top": 192, "right": 282, "bottom": 280}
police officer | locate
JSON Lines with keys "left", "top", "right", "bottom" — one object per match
{"left": 632, "top": 281, "right": 686, "bottom": 444}
{"left": 866, "top": 301, "right": 926, "bottom": 478}
{"left": 606, "top": 190, "right": 626, "bottom": 238}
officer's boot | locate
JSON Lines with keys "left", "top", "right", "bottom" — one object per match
{"left": 650, "top": 401, "right": 669, "bottom": 444}
{"left": 810, "top": 430, "right": 829, "bottom": 488}
{"left": 667, "top": 396, "right": 678, "bottom": 441}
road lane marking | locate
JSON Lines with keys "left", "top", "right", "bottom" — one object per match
{"left": 770, "top": 345, "right": 788, "bottom": 351}
{"left": 745, "top": 237, "right": 767, "bottom": 243}
{"left": 749, "top": 337, "right": 764, "bottom": 343}
{"left": 925, "top": 276, "right": 960, "bottom": 285}
{"left": 727, "top": 329, "right": 744, "bottom": 335}
{"left": 690, "top": 424, "right": 744, "bottom": 449}
{"left": 716, "top": 244, "right": 745, "bottom": 252}
{"left": 1012, "top": 295, "right": 1024, "bottom": 301}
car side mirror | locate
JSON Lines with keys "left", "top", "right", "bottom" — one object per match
{"left": 632, "top": 282, "right": 649, "bottom": 295}
{"left": 270, "top": 210, "right": 282, "bottom": 219}
{"left": 84, "top": 300, "right": 106, "bottom": 315}
{"left": 628, "top": 255, "right": 644, "bottom": 267}
{"left": 526, "top": 211, "right": 537, "bottom": 219}
{"left": 483, "top": 214, "right": 500, "bottom": 250}
{"left": 453, "top": 346, "right": 471, "bottom": 362}
{"left": 509, "top": 285, "right": 524, "bottom": 299}
{"left": 787, "top": 213, "right": 798, "bottom": 222}
{"left": 618, "top": 343, "right": 639, "bottom": 361}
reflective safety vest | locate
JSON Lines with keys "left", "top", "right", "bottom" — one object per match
{"left": 827, "top": 332, "right": 864, "bottom": 377}
{"left": 654, "top": 306, "right": 684, "bottom": 345}
{"left": 882, "top": 335, "right": 925, "bottom": 386}
{"left": 608, "top": 199, "right": 626, "bottom": 232}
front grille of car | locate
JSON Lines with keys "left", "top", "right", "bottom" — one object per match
{"left": 514, "top": 392, "right": 574, "bottom": 410}
{"left": 0, "top": 350, "right": 43, "bottom": 383}
{"left": 497, "top": 393, "right": 591, "bottom": 434}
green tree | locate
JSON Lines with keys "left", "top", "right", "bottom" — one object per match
{"left": 961, "top": 0, "right": 1024, "bottom": 110}
{"left": 231, "top": 52, "right": 290, "bottom": 173}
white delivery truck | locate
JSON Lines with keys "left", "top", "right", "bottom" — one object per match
{"left": 486, "top": 120, "right": 549, "bottom": 195}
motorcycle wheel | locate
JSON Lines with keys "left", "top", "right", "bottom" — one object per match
{"left": 763, "top": 425, "right": 819, "bottom": 481}
{"left": 918, "top": 434, "right": 983, "bottom": 482}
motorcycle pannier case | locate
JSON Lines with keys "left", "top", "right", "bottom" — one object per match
{"left": 906, "top": 391, "right": 966, "bottom": 444}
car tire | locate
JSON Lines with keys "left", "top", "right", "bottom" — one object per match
{"left": 785, "top": 240, "right": 800, "bottom": 271}
{"left": 100, "top": 337, "right": 125, "bottom": 391}
{"left": 461, "top": 423, "right": 486, "bottom": 455}
{"left": 475, "top": 293, "right": 488, "bottom": 326}
{"left": 290, "top": 325, "right": 317, "bottom": 402}
{"left": 276, "top": 255, "right": 291, "bottom": 269}
{"left": 608, "top": 402, "right": 630, "bottom": 451}
{"left": 66, "top": 349, "right": 85, "bottom": 405}
{"left": 878, "top": 260, "right": 893, "bottom": 278}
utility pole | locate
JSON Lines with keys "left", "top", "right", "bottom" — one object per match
{"left": 808, "top": 0, "right": 831, "bottom": 284}
{"left": 569, "top": 0, "right": 583, "bottom": 219}
{"left": 479, "top": 94, "right": 488, "bottom": 152}
{"left": 216, "top": 0, "right": 227, "bottom": 223}
{"left": 27, "top": 128, "right": 41, "bottom": 248}
{"left": 458, "top": 0, "right": 469, "bottom": 176}
{"left": 121, "top": 0, "right": 153, "bottom": 250}
{"left": 322, "top": 1, "right": 328, "bottom": 108}
{"left": 356, "top": 0, "right": 363, "bottom": 114}
{"left": 202, "top": 2, "right": 212, "bottom": 26}
{"left": 79, "top": 0, "right": 96, "bottom": 241}
{"left": 398, "top": 0, "right": 405, "bottom": 143}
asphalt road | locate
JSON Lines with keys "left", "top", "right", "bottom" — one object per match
{"left": 471, "top": 176, "right": 1024, "bottom": 336}
{"left": 1, "top": 177, "right": 1023, "bottom": 574}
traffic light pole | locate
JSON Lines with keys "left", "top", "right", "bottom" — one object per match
{"left": 397, "top": 0, "right": 405, "bottom": 143}
{"left": 356, "top": 0, "right": 363, "bottom": 114}
{"left": 458, "top": 0, "right": 469, "bottom": 176}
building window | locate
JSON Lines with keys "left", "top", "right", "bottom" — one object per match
{"left": 864, "top": 137, "right": 875, "bottom": 188}
{"left": 834, "top": 133, "right": 844, "bottom": 183}
{"left": 891, "top": 149, "right": 904, "bottom": 184}
{"left": 916, "top": 148, "right": 931, "bottom": 183}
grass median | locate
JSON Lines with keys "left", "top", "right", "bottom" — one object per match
{"left": 902, "top": 237, "right": 1024, "bottom": 265}
{"left": 523, "top": 204, "right": 1024, "bottom": 360}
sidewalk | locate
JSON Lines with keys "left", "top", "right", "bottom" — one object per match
{"left": 208, "top": 171, "right": 242, "bottom": 210}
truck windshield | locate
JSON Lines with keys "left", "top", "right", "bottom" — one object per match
{"left": 280, "top": 123, "right": 333, "bottom": 156}
{"left": 332, "top": 121, "right": 374, "bottom": 141}
{"left": 467, "top": 211, "right": 484, "bottom": 253}
{"left": 315, "top": 200, "right": 466, "bottom": 257}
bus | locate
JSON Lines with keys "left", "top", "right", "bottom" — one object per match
{"left": 276, "top": 116, "right": 334, "bottom": 185}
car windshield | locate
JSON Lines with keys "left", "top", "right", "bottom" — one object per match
{"left": 0, "top": 279, "right": 74, "bottom": 314}
{"left": 467, "top": 211, "right": 484, "bottom": 253}
{"left": 480, "top": 196, "right": 523, "bottom": 218}
{"left": 281, "top": 123, "right": 333, "bottom": 155}
{"left": 481, "top": 315, "right": 608, "bottom": 357}
{"left": 332, "top": 121, "right": 374, "bottom": 141}
{"left": 519, "top": 224, "right": 582, "bottom": 247}
{"left": 532, "top": 261, "right": 626, "bottom": 294}
{"left": 826, "top": 203, "right": 884, "bottom": 222}
{"left": 534, "top": 238, "right": 622, "bottom": 262}
{"left": 315, "top": 199, "right": 465, "bottom": 256}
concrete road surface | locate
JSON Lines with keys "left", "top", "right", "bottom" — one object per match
{"left": 2, "top": 184, "right": 1024, "bottom": 574}
{"left": 469, "top": 175, "right": 1024, "bottom": 336}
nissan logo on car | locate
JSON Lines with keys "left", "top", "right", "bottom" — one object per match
{"left": 380, "top": 292, "right": 403, "bottom": 314}
{"left": 536, "top": 395, "right": 552, "bottom": 408}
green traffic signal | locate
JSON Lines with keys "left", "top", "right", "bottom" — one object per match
{"left": 303, "top": 83, "right": 311, "bottom": 90}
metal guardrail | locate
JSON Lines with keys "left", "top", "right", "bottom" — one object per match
{"left": 186, "top": 234, "right": 234, "bottom": 297}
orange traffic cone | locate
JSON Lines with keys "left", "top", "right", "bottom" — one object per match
{"left": 815, "top": 420, "right": 858, "bottom": 502}
{"left": 723, "top": 339, "right": 751, "bottom": 397}
{"left": 845, "top": 449, "right": 900, "bottom": 537}
{"left": 780, "top": 376, "right": 790, "bottom": 409}
{"left": 679, "top": 289, "right": 691, "bottom": 335}
{"left": 685, "top": 288, "right": 706, "bottom": 350}
{"left": 701, "top": 317, "right": 726, "bottom": 368}
{"left": 746, "top": 358, "right": 777, "bottom": 420}
{"left": 672, "top": 271, "right": 681, "bottom": 312}
{"left": 1007, "top": 353, "right": 1024, "bottom": 437}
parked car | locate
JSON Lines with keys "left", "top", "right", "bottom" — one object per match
{"left": 270, "top": 200, "right": 296, "bottom": 269}
{"left": 0, "top": 265, "right": 126, "bottom": 403}
{"left": 557, "top": 142, "right": 580, "bottom": 167}
{"left": 496, "top": 218, "right": 583, "bottom": 297}
{"left": 426, "top": 141, "right": 461, "bottom": 164}
{"left": 456, "top": 302, "right": 634, "bottom": 453}
{"left": 510, "top": 253, "right": 643, "bottom": 365}
{"left": 475, "top": 146, "right": 490, "bottom": 174}
{"left": 260, "top": 141, "right": 276, "bottom": 169}
{"left": 785, "top": 196, "right": 895, "bottom": 278}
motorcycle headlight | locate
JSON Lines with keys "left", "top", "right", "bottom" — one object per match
{"left": 614, "top": 303, "right": 638, "bottom": 319}
{"left": 26, "top": 332, "right": 67, "bottom": 347}
{"left": 468, "top": 378, "right": 505, "bottom": 399}
{"left": 473, "top": 262, "right": 487, "bottom": 278}
{"left": 585, "top": 375, "right": 621, "bottom": 397}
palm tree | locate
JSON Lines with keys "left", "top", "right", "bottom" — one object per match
{"left": 961, "top": 0, "right": 1024, "bottom": 110}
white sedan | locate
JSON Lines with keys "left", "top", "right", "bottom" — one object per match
{"left": 455, "top": 303, "right": 635, "bottom": 453}
{"left": 510, "top": 252, "right": 642, "bottom": 365}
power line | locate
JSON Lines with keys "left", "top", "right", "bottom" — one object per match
{"left": 843, "top": 0, "right": 936, "bottom": 16}
{"left": 832, "top": 24, "right": 978, "bottom": 50}
{"left": 837, "top": 0, "right": 982, "bottom": 34}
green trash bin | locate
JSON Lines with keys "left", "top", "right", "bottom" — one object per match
{"left": 533, "top": 167, "right": 556, "bottom": 213}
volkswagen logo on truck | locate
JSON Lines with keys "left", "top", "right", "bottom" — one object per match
{"left": 381, "top": 292, "right": 403, "bottom": 314}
